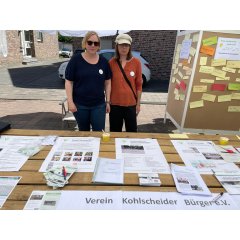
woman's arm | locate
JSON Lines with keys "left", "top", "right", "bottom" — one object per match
{"left": 105, "top": 79, "right": 111, "bottom": 113}
{"left": 65, "top": 80, "right": 77, "bottom": 112}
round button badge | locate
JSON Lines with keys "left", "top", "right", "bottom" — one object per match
{"left": 99, "top": 69, "right": 103, "bottom": 74}
{"left": 130, "top": 71, "right": 135, "bottom": 77}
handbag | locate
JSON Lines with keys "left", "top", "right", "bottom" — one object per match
{"left": 116, "top": 59, "right": 137, "bottom": 101}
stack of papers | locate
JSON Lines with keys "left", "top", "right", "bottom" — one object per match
{"left": 171, "top": 163, "right": 212, "bottom": 196}
{"left": 43, "top": 165, "right": 78, "bottom": 189}
{"left": 138, "top": 173, "right": 161, "bottom": 186}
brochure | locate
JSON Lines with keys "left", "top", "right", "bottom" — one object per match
{"left": 138, "top": 173, "right": 161, "bottom": 186}
{"left": 92, "top": 157, "right": 124, "bottom": 185}
{"left": 171, "top": 163, "right": 212, "bottom": 196}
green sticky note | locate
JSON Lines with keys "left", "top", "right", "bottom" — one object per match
{"left": 228, "top": 83, "right": 240, "bottom": 91}
{"left": 202, "top": 36, "right": 218, "bottom": 46}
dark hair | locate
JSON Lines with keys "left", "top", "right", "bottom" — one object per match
{"left": 114, "top": 44, "right": 133, "bottom": 60}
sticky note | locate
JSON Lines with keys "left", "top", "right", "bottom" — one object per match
{"left": 201, "top": 93, "right": 216, "bottom": 102}
{"left": 180, "top": 81, "right": 187, "bottom": 91}
{"left": 228, "top": 83, "right": 240, "bottom": 91}
{"left": 190, "top": 47, "right": 196, "bottom": 56}
{"left": 174, "top": 88, "right": 179, "bottom": 95}
{"left": 193, "top": 85, "right": 208, "bottom": 92}
{"left": 178, "top": 71, "right": 183, "bottom": 79}
{"left": 180, "top": 94, "right": 185, "bottom": 101}
{"left": 228, "top": 106, "right": 240, "bottom": 112}
{"left": 190, "top": 100, "right": 204, "bottom": 109}
{"left": 169, "top": 134, "right": 189, "bottom": 139}
{"left": 222, "top": 67, "right": 236, "bottom": 73}
{"left": 202, "top": 36, "right": 218, "bottom": 46}
{"left": 184, "top": 33, "right": 191, "bottom": 40}
{"left": 216, "top": 77, "right": 230, "bottom": 81}
{"left": 231, "top": 93, "right": 240, "bottom": 100}
{"left": 171, "top": 77, "right": 176, "bottom": 83}
{"left": 178, "top": 63, "right": 183, "bottom": 67}
{"left": 211, "top": 68, "right": 226, "bottom": 78}
{"left": 188, "top": 56, "right": 192, "bottom": 64}
{"left": 218, "top": 95, "right": 232, "bottom": 102}
{"left": 199, "top": 66, "right": 214, "bottom": 74}
{"left": 236, "top": 78, "right": 240, "bottom": 82}
{"left": 211, "top": 59, "right": 226, "bottom": 67}
{"left": 172, "top": 64, "right": 177, "bottom": 70}
{"left": 200, "top": 45, "right": 215, "bottom": 56}
{"left": 211, "top": 83, "right": 226, "bottom": 91}
{"left": 175, "top": 94, "right": 180, "bottom": 100}
{"left": 192, "top": 33, "right": 199, "bottom": 43}
{"left": 183, "top": 76, "right": 189, "bottom": 80}
{"left": 200, "top": 79, "right": 215, "bottom": 83}
{"left": 226, "top": 61, "right": 240, "bottom": 69}
{"left": 174, "top": 68, "right": 178, "bottom": 75}
{"left": 200, "top": 57, "right": 208, "bottom": 66}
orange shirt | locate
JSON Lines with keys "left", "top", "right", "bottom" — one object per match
{"left": 109, "top": 57, "right": 142, "bottom": 106}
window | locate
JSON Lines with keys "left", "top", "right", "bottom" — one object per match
{"left": 37, "top": 31, "right": 43, "bottom": 42}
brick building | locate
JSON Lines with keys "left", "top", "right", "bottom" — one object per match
{"left": 72, "top": 30, "right": 177, "bottom": 81}
{"left": 0, "top": 30, "right": 59, "bottom": 66}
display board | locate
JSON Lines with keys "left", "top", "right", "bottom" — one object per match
{"left": 165, "top": 31, "right": 240, "bottom": 134}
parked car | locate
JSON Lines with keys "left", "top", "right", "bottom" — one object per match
{"left": 59, "top": 48, "right": 73, "bottom": 58}
{"left": 58, "top": 49, "right": 151, "bottom": 86}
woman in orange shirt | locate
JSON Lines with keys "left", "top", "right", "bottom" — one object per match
{"left": 109, "top": 33, "right": 142, "bottom": 132}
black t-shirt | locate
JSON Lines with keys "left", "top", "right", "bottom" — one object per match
{"left": 65, "top": 53, "right": 111, "bottom": 107}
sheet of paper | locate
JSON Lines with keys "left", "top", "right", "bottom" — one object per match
{"left": 189, "top": 100, "right": 204, "bottom": 109}
{"left": 193, "top": 85, "right": 207, "bottom": 92}
{"left": 201, "top": 93, "right": 216, "bottom": 102}
{"left": 214, "top": 145, "right": 240, "bottom": 163}
{"left": 24, "top": 190, "right": 240, "bottom": 210}
{"left": 39, "top": 137, "right": 101, "bottom": 172}
{"left": 192, "top": 33, "right": 199, "bottom": 42}
{"left": 171, "top": 164, "right": 212, "bottom": 196}
{"left": 180, "top": 39, "right": 192, "bottom": 59}
{"left": 115, "top": 138, "right": 170, "bottom": 174}
{"left": 92, "top": 158, "right": 124, "bottom": 185}
{"left": 202, "top": 36, "right": 218, "bottom": 46}
{"left": 218, "top": 94, "right": 232, "bottom": 102}
{"left": 0, "top": 176, "right": 21, "bottom": 208}
{"left": 171, "top": 140, "right": 239, "bottom": 174}
{"left": 200, "top": 57, "right": 208, "bottom": 66}
{"left": 215, "top": 37, "right": 240, "bottom": 60}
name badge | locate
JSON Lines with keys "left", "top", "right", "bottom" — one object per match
{"left": 130, "top": 71, "right": 135, "bottom": 77}
{"left": 99, "top": 69, "right": 103, "bottom": 74}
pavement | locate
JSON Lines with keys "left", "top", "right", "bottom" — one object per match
{"left": 0, "top": 59, "right": 177, "bottom": 133}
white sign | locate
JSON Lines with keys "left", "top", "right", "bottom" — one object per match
{"left": 180, "top": 39, "right": 192, "bottom": 59}
{"left": 215, "top": 37, "right": 240, "bottom": 60}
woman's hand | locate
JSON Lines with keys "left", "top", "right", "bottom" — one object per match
{"left": 106, "top": 102, "right": 111, "bottom": 113}
{"left": 68, "top": 101, "right": 77, "bottom": 113}
{"left": 136, "top": 104, "right": 141, "bottom": 116}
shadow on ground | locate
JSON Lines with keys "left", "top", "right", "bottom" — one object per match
{"left": 7, "top": 61, "right": 66, "bottom": 89}
{"left": 0, "top": 112, "right": 63, "bottom": 130}
{"left": 138, "top": 118, "right": 176, "bottom": 133}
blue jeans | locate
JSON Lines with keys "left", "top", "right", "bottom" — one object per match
{"left": 73, "top": 103, "right": 106, "bottom": 131}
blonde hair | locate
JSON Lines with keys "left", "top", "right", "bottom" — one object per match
{"left": 82, "top": 31, "right": 101, "bottom": 49}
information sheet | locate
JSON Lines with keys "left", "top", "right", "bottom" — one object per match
{"left": 214, "top": 145, "right": 240, "bottom": 163}
{"left": 171, "top": 140, "right": 239, "bottom": 174}
{"left": 39, "top": 137, "right": 100, "bottom": 172}
{"left": 0, "top": 176, "right": 21, "bottom": 208}
{"left": 24, "top": 190, "right": 239, "bottom": 210}
{"left": 115, "top": 138, "right": 170, "bottom": 174}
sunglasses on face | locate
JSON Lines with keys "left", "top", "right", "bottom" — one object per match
{"left": 87, "top": 40, "right": 100, "bottom": 47}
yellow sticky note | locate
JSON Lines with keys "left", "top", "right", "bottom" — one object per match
{"left": 192, "top": 33, "right": 199, "bottom": 43}
{"left": 226, "top": 61, "right": 240, "bottom": 69}
{"left": 200, "top": 57, "right": 208, "bottom": 66}
{"left": 231, "top": 93, "right": 240, "bottom": 100}
{"left": 216, "top": 76, "right": 230, "bottom": 81}
{"left": 176, "top": 79, "right": 181, "bottom": 84}
{"left": 211, "top": 68, "right": 226, "bottom": 78}
{"left": 174, "top": 68, "right": 178, "bottom": 75}
{"left": 236, "top": 135, "right": 240, "bottom": 140}
{"left": 183, "top": 76, "right": 189, "bottom": 80}
{"left": 180, "top": 94, "right": 185, "bottom": 101}
{"left": 175, "top": 94, "right": 180, "bottom": 100}
{"left": 190, "top": 47, "right": 196, "bottom": 57}
{"left": 184, "top": 33, "right": 191, "bottom": 40}
{"left": 193, "top": 85, "right": 208, "bottom": 92}
{"left": 171, "top": 77, "right": 176, "bottom": 83}
{"left": 178, "top": 71, "right": 183, "bottom": 79}
{"left": 218, "top": 95, "right": 232, "bottom": 102}
{"left": 200, "top": 79, "right": 215, "bottom": 83}
{"left": 202, "top": 36, "right": 218, "bottom": 46}
{"left": 178, "top": 63, "right": 183, "bottom": 67}
{"left": 201, "top": 93, "right": 216, "bottom": 102}
{"left": 228, "top": 83, "right": 240, "bottom": 91}
{"left": 211, "top": 59, "right": 226, "bottom": 67}
{"left": 190, "top": 100, "right": 204, "bottom": 109}
{"left": 169, "top": 134, "right": 189, "bottom": 139}
{"left": 222, "top": 67, "right": 236, "bottom": 73}
{"left": 236, "top": 78, "right": 240, "bottom": 82}
{"left": 228, "top": 106, "right": 240, "bottom": 112}
{"left": 199, "top": 66, "right": 214, "bottom": 74}
{"left": 238, "top": 69, "right": 240, "bottom": 73}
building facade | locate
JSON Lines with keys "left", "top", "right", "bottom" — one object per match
{"left": 0, "top": 30, "right": 59, "bottom": 66}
